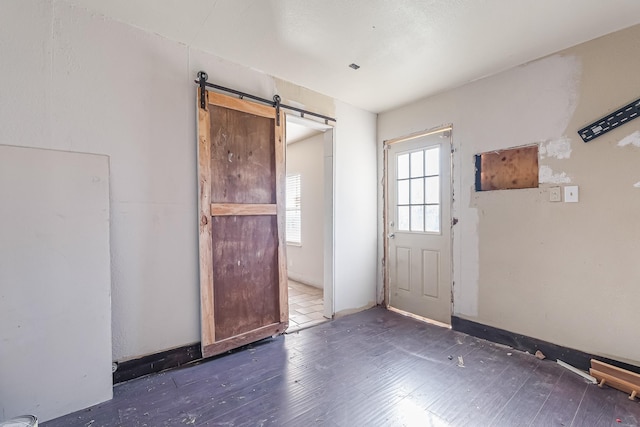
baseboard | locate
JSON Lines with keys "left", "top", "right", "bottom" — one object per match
{"left": 287, "top": 273, "right": 322, "bottom": 289}
{"left": 451, "top": 316, "right": 640, "bottom": 375}
{"left": 113, "top": 343, "right": 202, "bottom": 384}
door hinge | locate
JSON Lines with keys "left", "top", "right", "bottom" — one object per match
{"left": 452, "top": 217, "right": 459, "bottom": 226}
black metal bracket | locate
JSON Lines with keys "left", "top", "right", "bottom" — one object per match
{"left": 197, "top": 71, "right": 208, "bottom": 110}
{"left": 578, "top": 97, "right": 640, "bottom": 142}
{"left": 193, "top": 71, "right": 337, "bottom": 124}
{"left": 273, "top": 95, "right": 281, "bottom": 126}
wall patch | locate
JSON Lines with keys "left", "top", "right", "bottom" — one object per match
{"left": 539, "top": 165, "right": 571, "bottom": 184}
{"left": 540, "top": 137, "right": 572, "bottom": 159}
{"left": 617, "top": 130, "right": 640, "bottom": 148}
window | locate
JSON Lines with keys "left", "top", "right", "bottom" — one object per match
{"left": 286, "top": 174, "right": 301, "bottom": 245}
{"left": 396, "top": 146, "right": 441, "bottom": 233}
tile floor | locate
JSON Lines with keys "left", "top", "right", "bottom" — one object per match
{"left": 287, "top": 279, "right": 327, "bottom": 332}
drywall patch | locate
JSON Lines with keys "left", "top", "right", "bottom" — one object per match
{"left": 539, "top": 165, "right": 571, "bottom": 184}
{"left": 540, "top": 137, "right": 572, "bottom": 159}
{"left": 617, "top": 130, "right": 640, "bottom": 148}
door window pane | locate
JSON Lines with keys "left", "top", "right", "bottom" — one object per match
{"left": 398, "top": 206, "right": 410, "bottom": 231}
{"left": 425, "top": 205, "right": 440, "bottom": 233}
{"left": 410, "top": 206, "right": 424, "bottom": 232}
{"left": 397, "top": 154, "right": 409, "bottom": 180}
{"left": 410, "top": 178, "right": 424, "bottom": 204}
{"left": 425, "top": 176, "right": 440, "bottom": 204}
{"left": 410, "top": 151, "right": 424, "bottom": 178}
{"left": 425, "top": 147, "right": 439, "bottom": 176}
{"left": 397, "top": 180, "right": 409, "bottom": 205}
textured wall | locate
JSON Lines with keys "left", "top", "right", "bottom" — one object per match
{"left": 378, "top": 24, "right": 640, "bottom": 365}
{"left": 0, "top": 0, "right": 378, "bottom": 363}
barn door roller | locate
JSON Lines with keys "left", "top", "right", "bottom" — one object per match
{"left": 194, "top": 71, "right": 336, "bottom": 125}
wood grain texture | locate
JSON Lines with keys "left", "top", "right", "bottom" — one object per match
{"left": 44, "top": 307, "right": 640, "bottom": 427}
{"left": 211, "top": 215, "right": 280, "bottom": 341}
{"left": 202, "top": 323, "right": 284, "bottom": 358}
{"left": 207, "top": 91, "right": 275, "bottom": 119}
{"left": 199, "top": 90, "right": 288, "bottom": 358}
{"left": 275, "top": 108, "right": 289, "bottom": 325}
{"left": 210, "top": 104, "right": 276, "bottom": 204}
{"left": 211, "top": 203, "right": 276, "bottom": 216}
{"left": 591, "top": 359, "right": 640, "bottom": 388}
{"left": 197, "top": 87, "right": 216, "bottom": 347}
{"left": 591, "top": 368, "right": 640, "bottom": 398}
{"left": 477, "top": 144, "right": 539, "bottom": 191}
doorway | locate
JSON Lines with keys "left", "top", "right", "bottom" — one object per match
{"left": 285, "top": 115, "right": 334, "bottom": 332}
{"left": 384, "top": 126, "right": 452, "bottom": 325}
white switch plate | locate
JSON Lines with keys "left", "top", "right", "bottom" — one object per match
{"left": 564, "top": 185, "right": 579, "bottom": 203}
{"left": 549, "top": 187, "right": 561, "bottom": 202}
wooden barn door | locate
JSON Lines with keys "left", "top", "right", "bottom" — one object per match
{"left": 197, "top": 89, "right": 288, "bottom": 358}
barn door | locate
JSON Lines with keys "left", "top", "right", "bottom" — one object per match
{"left": 197, "top": 89, "right": 288, "bottom": 358}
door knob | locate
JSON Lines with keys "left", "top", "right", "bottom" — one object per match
{"left": 388, "top": 233, "right": 395, "bottom": 239}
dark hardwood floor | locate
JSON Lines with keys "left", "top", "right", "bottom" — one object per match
{"left": 44, "top": 307, "right": 640, "bottom": 426}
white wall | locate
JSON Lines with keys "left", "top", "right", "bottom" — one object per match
{"left": 334, "top": 101, "right": 378, "bottom": 315}
{"left": 286, "top": 133, "right": 325, "bottom": 288}
{"left": 378, "top": 24, "right": 640, "bottom": 365}
{"left": 0, "top": 146, "right": 112, "bottom": 422}
{"left": 0, "top": 0, "right": 378, "bottom": 363}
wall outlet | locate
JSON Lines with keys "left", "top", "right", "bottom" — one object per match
{"left": 564, "top": 185, "right": 579, "bottom": 203}
{"left": 549, "top": 187, "right": 561, "bottom": 202}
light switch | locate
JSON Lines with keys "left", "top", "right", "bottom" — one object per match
{"left": 549, "top": 187, "right": 561, "bottom": 202}
{"left": 564, "top": 186, "right": 579, "bottom": 203}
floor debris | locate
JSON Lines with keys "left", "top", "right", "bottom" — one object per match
{"left": 535, "top": 350, "right": 546, "bottom": 360}
{"left": 557, "top": 359, "right": 597, "bottom": 384}
{"left": 457, "top": 356, "right": 465, "bottom": 367}
{"left": 590, "top": 359, "right": 640, "bottom": 401}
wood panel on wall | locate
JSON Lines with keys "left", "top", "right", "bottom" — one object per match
{"left": 475, "top": 145, "right": 539, "bottom": 191}
{"left": 0, "top": 145, "right": 112, "bottom": 422}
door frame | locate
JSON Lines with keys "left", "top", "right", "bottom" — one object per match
{"left": 284, "top": 114, "right": 335, "bottom": 319}
{"left": 383, "top": 124, "right": 454, "bottom": 320}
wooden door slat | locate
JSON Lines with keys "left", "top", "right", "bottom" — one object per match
{"left": 211, "top": 203, "right": 277, "bottom": 216}
{"left": 197, "top": 88, "right": 216, "bottom": 346}
{"left": 207, "top": 91, "right": 275, "bottom": 119}
{"left": 202, "top": 323, "right": 285, "bottom": 359}
{"left": 274, "top": 109, "right": 288, "bottom": 324}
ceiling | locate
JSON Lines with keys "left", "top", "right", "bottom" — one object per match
{"left": 65, "top": 0, "right": 640, "bottom": 113}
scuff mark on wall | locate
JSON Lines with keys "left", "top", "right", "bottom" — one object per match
{"left": 540, "top": 137, "right": 572, "bottom": 159}
{"left": 539, "top": 165, "right": 571, "bottom": 184}
{"left": 617, "top": 130, "right": 640, "bottom": 148}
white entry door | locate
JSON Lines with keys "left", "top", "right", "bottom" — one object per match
{"left": 387, "top": 129, "right": 452, "bottom": 324}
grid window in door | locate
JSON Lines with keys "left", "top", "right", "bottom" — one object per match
{"left": 286, "top": 174, "right": 302, "bottom": 244}
{"left": 397, "top": 147, "right": 440, "bottom": 233}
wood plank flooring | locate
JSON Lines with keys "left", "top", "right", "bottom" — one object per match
{"left": 44, "top": 307, "right": 640, "bottom": 426}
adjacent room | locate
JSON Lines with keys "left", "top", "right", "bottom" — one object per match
{"left": 1, "top": 1, "right": 640, "bottom": 426}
